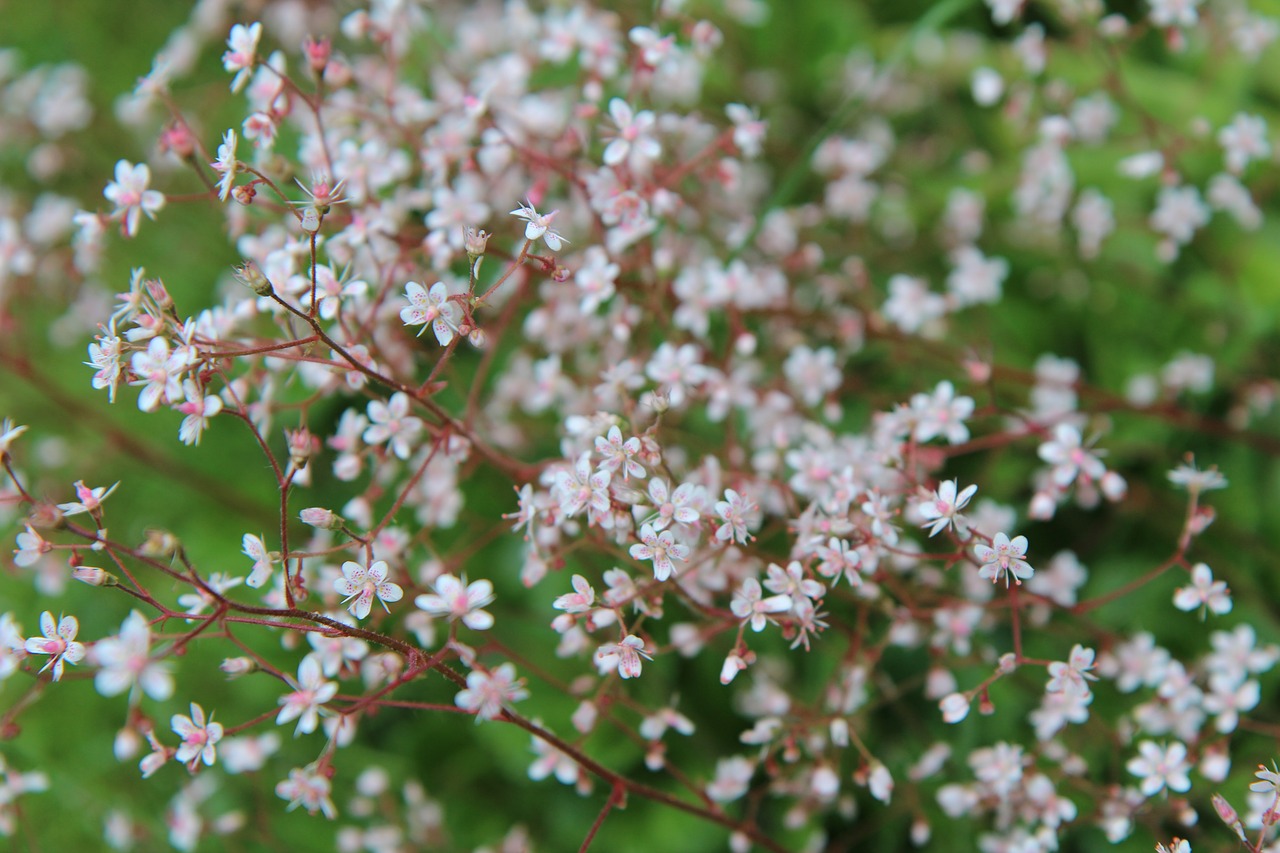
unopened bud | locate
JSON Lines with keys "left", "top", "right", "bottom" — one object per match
{"left": 286, "top": 427, "right": 315, "bottom": 469}
{"left": 464, "top": 226, "right": 490, "bottom": 260}
{"left": 114, "top": 727, "right": 142, "bottom": 761}
{"left": 300, "top": 206, "right": 321, "bottom": 234}
{"left": 141, "top": 529, "right": 180, "bottom": 558}
{"left": 939, "top": 692, "right": 970, "bottom": 724}
{"left": 234, "top": 262, "right": 273, "bottom": 296}
{"left": 159, "top": 123, "right": 196, "bottom": 159}
{"left": 1211, "top": 793, "right": 1245, "bottom": 840}
{"left": 146, "top": 278, "right": 173, "bottom": 311}
{"left": 551, "top": 265, "right": 571, "bottom": 283}
{"left": 27, "top": 502, "right": 64, "bottom": 530}
{"left": 997, "top": 653, "right": 1018, "bottom": 674}
{"left": 468, "top": 327, "right": 487, "bottom": 348}
{"left": 303, "top": 36, "right": 331, "bottom": 74}
{"left": 73, "top": 566, "right": 117, "bottom": 587}
{"left": 221, "top": 656, "right": 257, "bottom": 678}
{"left": 299, "top": 507, "right": 344, "bottom": 530}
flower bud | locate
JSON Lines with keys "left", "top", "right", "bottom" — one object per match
{"left": 303, "top": 36, "right": 332, "bottom": 74}
{"left": 159, "top": 123, "right": 196, "bottom": 159}
{"left": 286, "top": 427, "right": 315, "bottom": 470}
{"left": 720, "top": 652, "right": 746, "bottom": 685}
{"left": 939, "top": 692, "right": 970, "bottom": 724}
{"left": 114, "top": 727, "right": 142, "bottom": 761}
{"left": 468, "top": 327, "right": 487, "bottom": 349}
{"left": 221, "top": 656, "right": 257, "bottom": 678}
{"left": 464, "top": 226, "right": 490, "bottom": 260}
{"left": 73, "top": 566, "right": 117, "bottom": 587}
{"left": 234, "top": 262, "right": 273, "bottom": 296}
{"left": 299, "top": 507, "right": 344, "bottom": 530}
{"left": 140, "top": 529, "right": 180, "bottom": 558}
{"left": 300, "top": 206, "right": 322, "bottom": 234}
{"left": 145, "top": 278, "right": 173, "bottom": 311}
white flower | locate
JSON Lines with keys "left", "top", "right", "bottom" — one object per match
{"left": 919, "top": 480, "right": 977, "bottom": 537}
{"left": 334, "top": 560, "right": 403, "bottom": 620}
{"left": 974, "top": 532, "right": 1034, "bottom": 587}
{"left": 596, "top": 634, "right": 652, "bottom": 679}
{"left": 1126, "top": 740, "right": 1191, "bottom": 796}
{"left": 276, "top": 656, "right": 337, "bottom": 735}
{"left": 415, "top": 574, "right": 495, "bottom": 630}
{"left": 730, "top": 578, "right": 792, "bottom": 632}
{"left": 510, "top": 200, "right": 568, "bottom": 251}
{"left": 1172, "top": 563, "right": 1231, "bottom": 616}
{"left": 94, "top": 610, "right": 174, "bottom": 701}
{"left": 23, "top": 611, "right": 85, "bottom": 681}
{"left": 399, "top": 281, "right": 459, "bottom": 345}
{"left": 171, "top": 703, "right": 224, "bottom": 768}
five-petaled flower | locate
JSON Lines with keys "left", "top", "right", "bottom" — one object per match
{"left": 553, "top": 574, "right": 595, "bottom": 614}
{"left": 171, "top": 702, "right": 224, "bottom": 769}
{"left": 919, "top": 479, "right": 976, "bottom": 537}
{"left": 276, "top": 656, "right": 337, "bottom": 735}
{"left": 629, "top": 523, "right": 690, "bottom": 582}
{"left": 222, "top": 22, "right": 262, "bottom": 92}
{"left": 974, "top": 532, "right": 1035, "bottom": 587}
{"left": 334, "top": 560, "right": 403, "bottom": 620}
{"left": 731, "top": 578, "right": 792, "bottom": 632}
{"left": 596, "top": 634, "right": 652, "bottom": 679}
{"left": 103, "top": 160, "right": 165, "bottom": 237}
{"left": 399, "top": 281, "right": 459, "bottom": 345}
{"left": 455, "top": 662, "right": 529, "bottom": 722}
{"left": 129, "top": 337, "right": 186, "bottom": 412}
{"left": 415, "top": 574, "right": 495, "bottom": 630}
{"left": 23, "top": 611, "right": 85, "bottom": 682}
{"left": 276, "top": 764, "right": 336, "bottom": 819}
{"left": 1173, "top": 563, "right": 1232, "bottom": 616}
{"left": 1046, "top": 644, "right": 1099, "bottom": 698}
{"left": 1127, "top": 740, "right": 1192, "bottom": 796}
{"left": 594, "top": 425, "right": 646, "bottom": 480}
{"left": 510, "top": 200, "right": 568, "bottom": 251}
{"left": 56, "top": 480, "right": 119, "bottom": 517}
{"left": 93, "top": 610, "right": 174, "bottom": 701}
{"left": 363, "top": 392, "right": 422, "bottom": 460}
{"left": 714, "top": 489, "right": 757, "bottom": 545}
{"left": 242, "top": 533, "right": 278, "bottom": 589}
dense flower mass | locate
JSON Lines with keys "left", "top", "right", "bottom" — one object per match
{"left": 0, "top": 0, "right": 1278, "bottom": 850}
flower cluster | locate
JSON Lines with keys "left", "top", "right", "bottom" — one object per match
{"left": 0, "top": 1, "right": 1277, "bottom": 851}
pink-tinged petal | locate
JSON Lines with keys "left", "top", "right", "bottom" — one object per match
{"left": 378, "top": 582, "right": 403, "bottom": 603}
{"left": 463, "top": 611, "right": 494, "bottom": 631}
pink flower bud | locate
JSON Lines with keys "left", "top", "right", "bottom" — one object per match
{"left": 221, "top": 657, "right": 257, "bottom": 678}
{"left": 303, "top": 36, "right": 331, "bottom": 73}
{"left": 286, "top": 427, "right": 315, "bottom": 469}
{"left": 464, "top": 227, "right": 490, "bottom": 259}
{"left": 299, "top": 507, "right": 343, "bottom": 530}
{"left": 73, "top": 566, "right": 116, "bottom": 587}
{"left": 720, "top": 652, "right": 746, "bottom": 685}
